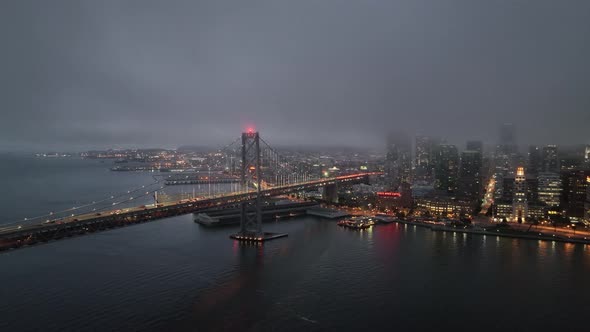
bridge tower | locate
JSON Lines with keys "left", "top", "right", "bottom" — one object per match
{"left": 239, "top": 130, "right": 263, "bottom": 235}
{"left": 230, "top": 130, "right": 289, "bottom": 242}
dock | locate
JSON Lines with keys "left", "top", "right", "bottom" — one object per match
{"left": 306, "top": 207, "right": 350, "bottom": 219}
{"left": 389, "top": 219, "right": 590, "bottom": 245}
{"left": 230, "top": 232, "right": 288, "bottom": 242}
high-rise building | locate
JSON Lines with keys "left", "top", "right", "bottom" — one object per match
{"left": 561, "top": 170, "right": 590, "bottom": 221}
{"left": 415, "top": 136, "right": 431, "bottom": 167}
{"left": 433, "top": 144, "right": 459, "bottom": 193}
{"left": 584, "top": 176, "right": 590, "bottom": 224}
{"left": 538, "top": 172, "right": 562, "bottom": 207}
{"left": 542, "top": 145, "right": 559, "bottom": 173}
{"left": 512, "top": 166, "right": 528, "bottom": 223}
{"left": 385, "top": 133, "right": 412, "bottom": 190}
{"left": 414, "top": 136, "right": 433, "bottom": 182}
{"left": 502, "top": 176, "right": 538, "bottom": 203}
{"left": 584, "top": 145, "right": 590, "bottom": 165}
{"left": 495, "top": 123, "right": 518, "bottom": 177}
{"left": 457, "top": 150, "right": 482, "bottom": 201}
{"left": 499, "top": 123, "right": 516, "bottom": 154}
{"left": 502, "top": 177, "right": 515, "bottom": 201}
{"left": 527, "top": 145, "right": 541, "bottom": 176}
{"left": 466, "top": 141, "right": 483, "bottom": 154}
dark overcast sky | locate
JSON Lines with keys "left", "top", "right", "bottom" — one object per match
{"left": 1, "top": 0, "right": 589, "bottom": 151}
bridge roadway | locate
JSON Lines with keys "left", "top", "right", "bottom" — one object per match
{"left": 0, "top": 173, "right": 378, "bottom": 250}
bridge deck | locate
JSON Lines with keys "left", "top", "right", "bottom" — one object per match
{"left": 0, "top": 173, "right": 378, "bottom": 250}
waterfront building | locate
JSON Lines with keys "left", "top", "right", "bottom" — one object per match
{"left": 493, "top": 199, "right": 513, "bottom": 221}
{"left": 585, "top": 176, "right": 590, "bottom": 225}
{"left": 457, "top": 150, "right": 482, "bottom": 201}
{"left": 527, "top": 204, "right": 546, "bottom": 221}
{"left": 385, "top": 133, "right": 412, "bottom": 190}
{"left": 415, "top": 194, "right": 472, "bottom": 217}
{"left": 512, "top": 167, "right": 528, "bottom": 223}
{"left": 561, "top": 170, "right": 590, "bottom": 222}
{"left": 433, "top": 144, "right": 459, "bottom": 193}
{"left": 537, "top": 172, "right": 562, "bottom": 207}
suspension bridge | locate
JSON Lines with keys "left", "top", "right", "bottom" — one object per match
{"left": 0, "top": 131, "right": 379, "bottom": 250}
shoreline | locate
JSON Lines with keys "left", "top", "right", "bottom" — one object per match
{"left": 391, "top": 219, "right": 590, "bottom": 245}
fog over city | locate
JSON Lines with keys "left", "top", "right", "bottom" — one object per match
{"left": 2, "top": 0, "right": 589, "bottom": 151}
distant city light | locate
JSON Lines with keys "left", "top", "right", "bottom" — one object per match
{"left": 376, "top": 192, "right": 402, "bottom": 198}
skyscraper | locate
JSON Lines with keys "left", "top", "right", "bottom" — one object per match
{"left": 538, "top": 172, "right": 562, "bottom": 207}
{"left": 466, "top": 141, "right": 483, "bottom": 154}
{"left": 561, "top": 170, "right": 590, "bottom": 221}
{"left": 585, "top": 176, "right": 590, "bottom": 224}
{"left": 457, "top": 150, "right": 482, "bottom": 201}
{"left": 512, "top": 166, "right": 528, "bottom": 223}
{"left": 415, "top": 136, "right": 431, "bottom": 167}
{"left": 499, "top": 123, "right": 516, "bottom": 155}
{"left": 495, "top": 123, "right": 518, "bottom": 177}
{"left": 433, "top": 144, "right": 459, "bottom": 193}
{"left": 542, "top": 145, "right": 559, "bottom": 173}
{"left": 385, "top": 133, "right": 411, "bottom": 190}
{"left": 415, "top": 136, "right": 433, "bottom": 182}
{"left": 527, "top": 145, "right": 541, "bottom": 176}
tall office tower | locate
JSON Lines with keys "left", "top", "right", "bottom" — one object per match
{"left": 500, "top": 175, "right": 538, "bottom": 202}
{"left": 584, "top": 176, "right": 590, "bottom": 224}
{"left": 585, "top": 145, "right": 590, "bottom": 165}
{"left": 538, "top": 172, "right": 562, "bottom": 207}
{"left": 457, "top": 150, "right": 483, "bottom": 201}
{"left": 561, "top": 170, "right": 590, "bottom": 221}
{"left": 433, "top": 144, "right": 459, "bottom": 193}
{"left": 385, "top": 133, "right": 412, "bottom": 190}
{"left": 512, "top": 166, "right": 528, "bottom": 222}
{"left": 499, "top": 123, "right": 517, "bottom": 154}
{"left": 495, "top": 123, "right": 518, "bottom": 177}
{"left": 466, "top": 141, "right": 483, "bottom": 154}
{"left": 542, "top": 145, "right": 560, "bottom": 173}
{"left": 527, "top": 145, "right": 542, "bottom": 176}
{"left": 501, "top": 176, "right": 515, "bottom": 201}
{"left": 415, "top": 136, "right": 433, "bottom": 182}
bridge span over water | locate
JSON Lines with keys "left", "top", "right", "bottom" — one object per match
{"left": 0, "top": 172, "right": 377, "bottom": 250}
{"left": 1, "top": 130, "right": 381, "bottom": 250}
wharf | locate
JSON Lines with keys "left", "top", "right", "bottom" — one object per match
{"left": 230, "top": 232, "right": 288, "bottom": 242}
{"left": 390, "top": 219, "right": 590, "bottom": 245}
{"left": 306, "top": 207, "right": 349, "bottom": 219}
